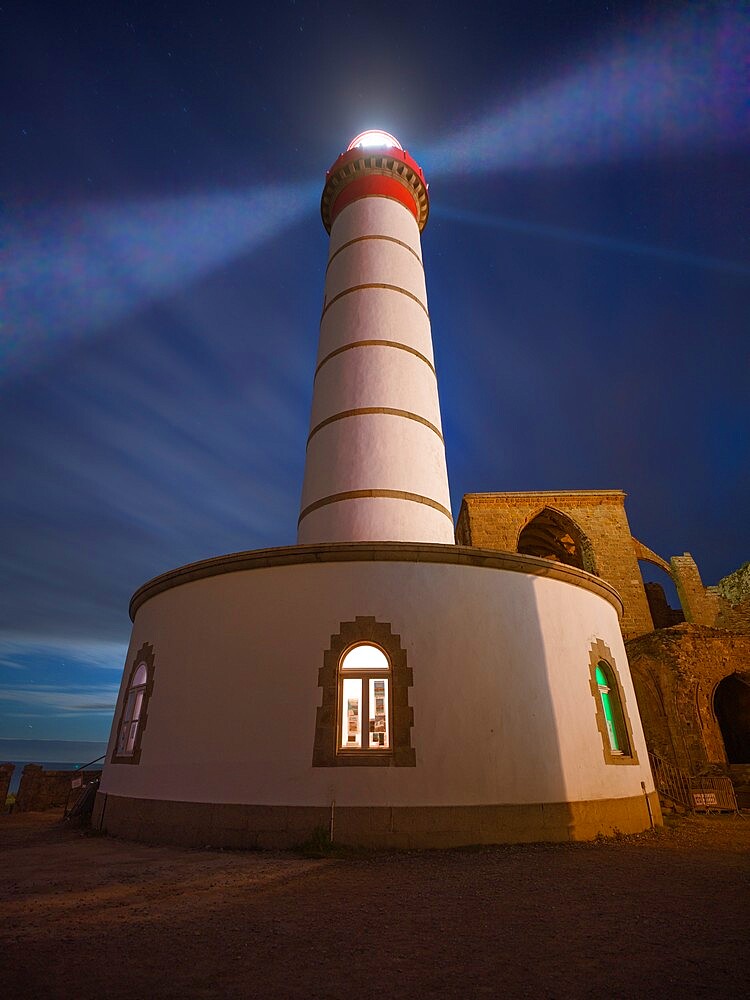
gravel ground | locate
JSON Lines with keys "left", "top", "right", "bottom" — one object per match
{"left": 1, "top": 810, "right": 749, "bottom": 999}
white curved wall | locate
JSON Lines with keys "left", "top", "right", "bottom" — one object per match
{"left": 328, "top": 197, "right": 423, "bottom": 257}
{"left": 325, "top": 239, "right": 427, "bottom": 305}
{"left": 298, "top": 196, "right": 453, "bottom": 544}
{"left": 301, "top": 419, "right": 451, "bottom": 514}
{"left": 102, "top": 559, "right": 654, "bottom": 812}
{"left": 310, "top": 347, "right": 440, "bottom": 429}
{"left": 317, "top": 289, "right": 435, "bottom": 363}
{"left": 298, "top": 499, "right": 454, "bottom": 544}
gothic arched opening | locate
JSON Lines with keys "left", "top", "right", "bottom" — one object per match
{"left": 714, "top": 674, "right": 750, "bottom": 764}
{"left": 638, "top": 561, "right": 684, "bottom": 629}
{"left": 517, "top": 508, "right": 595, "bottom": 574}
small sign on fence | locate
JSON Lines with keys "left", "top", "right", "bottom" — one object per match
{"left": 71, "top": 778, "right": 82, "bottom": 789}
{"left": 692, "top": 791, "right": 718, "bottom": 807}
{"left": 690, "top": 777, "right": 737, "bottom": 812}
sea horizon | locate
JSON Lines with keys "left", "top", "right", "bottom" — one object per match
{"left": 1, "top": 739, "right": 109, "bottom": 795}
{"left": 4, "top": 757, "right": 106, "bottom": 795}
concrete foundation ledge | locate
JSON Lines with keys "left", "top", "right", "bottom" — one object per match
{"left": 92, "top": 791, "right": 661, "bottom": 849}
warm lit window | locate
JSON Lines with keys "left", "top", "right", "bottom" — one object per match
{"left": 339, "top": 643, "right": 391, "bottom": 751}
{"left": 112, "top": 642, "right": 155, "bottom": 765}
{"left": 313, "top": 617, "right": 415, "bottom": 768}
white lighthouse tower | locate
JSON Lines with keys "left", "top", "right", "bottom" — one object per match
{"left": 298, "top": 130, "right": 453, "bottom": 544}
{"left": 95, "top": 132, "right": 660, "bottom": 850}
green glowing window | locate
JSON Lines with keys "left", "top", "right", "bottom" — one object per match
{"left": 595, "top": 660, "right": 629, "bottom": 756}
{"left": 588, "top": 641, "right": 637, "bottom": 766}
{"left": 596, "top": 664, "right": 620, "bottom": 752}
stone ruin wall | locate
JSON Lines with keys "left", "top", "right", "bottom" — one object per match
{"left": 0, "top": 763, "right": 14, "bottom": 808}
{"left": 14, "top": 764, "right": 101, "bottom": 812}
{"left": 626, "top": 626, "right": 750, "bottom": 772}
{"left": 456, "top": 491, "right": 655, "bottom": 640}
{"left": 457, "top": 491, "right": 750, "bottom": 778}
{"left": 457, "top": 491, "right": 750, "bottom": 641}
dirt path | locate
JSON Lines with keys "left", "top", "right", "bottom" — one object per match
{"left": 2, "top": 811, "right": 748, "bottom": 999}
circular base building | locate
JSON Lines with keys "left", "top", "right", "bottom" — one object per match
{"left": 94, "top": 132, "right": 660, "bottom": 847}
{"left": 94, "top": 542, "right": 659, "bottom": 848}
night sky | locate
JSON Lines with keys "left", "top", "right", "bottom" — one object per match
{"left": 2, "top": 1, "right": 748, "bottom": 743}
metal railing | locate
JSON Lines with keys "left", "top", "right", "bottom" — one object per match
{"left": 63, "top": 754, "right": 106, "bottom": 819}
{"left": 649, "top": 751, "right": 740, "bottom": 813}
{"left": 688, "top": 775, "right": 739, "bottom": 813}
{"left": 649, "top": 750, "right": 691, "bottom": 809}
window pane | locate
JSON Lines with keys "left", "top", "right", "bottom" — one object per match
{"left": 341, "top": 678, "right": 362, "bottom": 748}
{"left": 117, "top": 722, "right": 129, "bottom": 753}
{"left": 369, "top": 678, "right": 389, "bottom": 748}
{"left": 341, "top": 644, "right": 389, "bottom": 671}
{"left": 597, "top": 662, "right": 621, "bottom": 752}
{"left": 126, "top": 720, "right": 139, "bottom": 753}
{"left": 123, "top": 691, "right": 136, "bottom": 724}
{"left": 132, "top": 689, "right": 144, "bottom": 723}
{"left": 598, "top": 688, "right": 620, "bottom": 751}
{"left": 132, "top": 663, "right": 148, "bottom": 687}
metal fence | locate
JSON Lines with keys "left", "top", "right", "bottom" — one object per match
{"left": 688, "top": 775, "right": 738, "bottom": 813}
{"left": 649, "top": 751, "right": 691, "bottom": 809}
{"left": 649, "top": 751, "right": 739, "bottom": 813}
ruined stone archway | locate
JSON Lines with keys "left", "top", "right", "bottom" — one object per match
{"left": 517, "top": 507, "right": 596, "bottom": 574}
{"left": 714, "top": 674, "right": 750, "bottom": 764}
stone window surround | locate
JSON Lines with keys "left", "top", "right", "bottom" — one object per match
{"left": 588, "top": 638, "right": 638, "bottom": 765}
{"left": 111, "top": 642, "right": 155, "bottom": 766}
{"left": 313, "top": 616, "right": 416, "bottom": 767}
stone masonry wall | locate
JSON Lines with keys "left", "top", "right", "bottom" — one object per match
{"left": 15, "top": 764, "right": 101, "bottom": 812}
{"left": 645, "top": 582, "right": 685, "bottom": 629}
{"left": 671, "top": 554, "right": 750, "bottom": 633}
{"left": 0, "top": 763, "right": 14, "bottom": 806}
{"left": 626, "top": 625, "right": 750, "bottom": 773}
{"left": 457, "top": 491, "right": 655, "bottom": 639}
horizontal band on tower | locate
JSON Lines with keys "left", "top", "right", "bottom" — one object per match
{"left": 326, "top": 234, "right": 423, "bottom": 273}
{"left": 330, "top": 176, "right": 422, "bottom": 230}
{"left": 314, "top": 340, "right": 436, "bottom": 380}
{"left": 298, "top": 489, "right": 454, "bottom": 526}
{"left": 307, "top": 407, "right": 444, "bottom": 448}
{"left": 322, "top": 283, "right": 429, "bottom": 320}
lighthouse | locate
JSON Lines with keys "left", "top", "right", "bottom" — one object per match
{"left": 298, "top": 130, "right": 453, "bottom": 544}
{"left": 94, "top": 132, "right": 660, "bottom": 850}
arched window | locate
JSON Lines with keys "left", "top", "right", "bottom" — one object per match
{"left": 714, "top": 674, "right": 750, "bottom": 764}
{"left": 112, "top": 643, "right": 155, "bottom": 764}
{"left": 339, "top": 643, "right": 391, "bottom": 751}
{"left": 596, "top": 663, "right": 626, "bottom": 754}
{"left": 588, "top": 640, "right": 638, "bottom": 765}
{"left": 313, "top": 616, "right": 415, "bottom": 767}
{"left": 517, "top": 507, "right": 595, "bottom": 574}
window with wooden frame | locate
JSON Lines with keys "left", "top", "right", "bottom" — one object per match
{"left": 111, "top": 642, "right": 155, "bottom": 765}
{"left": 339, "top": 643, "right": 391, "bottom": 751}
{"left": 313, "top": 617, "right": 415, "bottom": 767}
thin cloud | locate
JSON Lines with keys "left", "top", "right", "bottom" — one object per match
{"left": 0, "top": 634, "right": 128, "bottom": 671}
{"left": 0, "top": 685, "right": 119, "bottom": 714}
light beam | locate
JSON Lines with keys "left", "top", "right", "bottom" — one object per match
{"left": 425, "top": 3, "right": 749, "bottom": 177}
{"left": 433, "top": 205, "right": 750, "bottom": 277}
{"left": 1, "top": 180, "right": 319, "bottom": 380}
